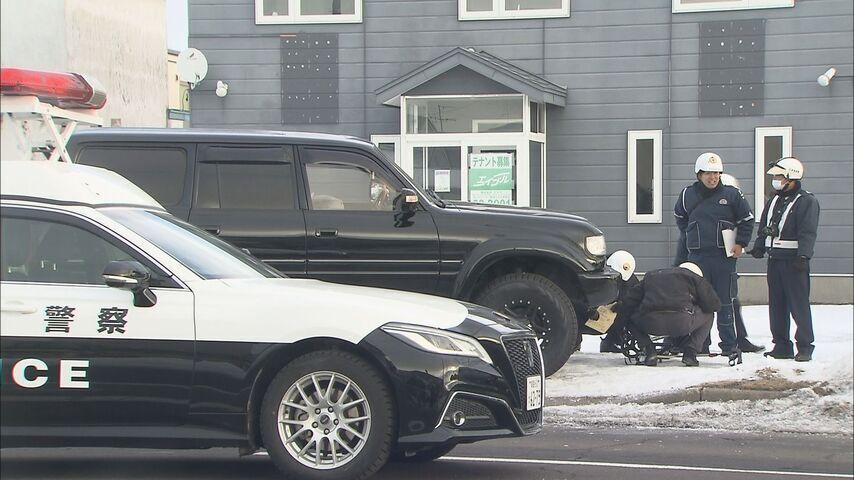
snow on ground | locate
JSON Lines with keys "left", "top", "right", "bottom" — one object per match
{"left": 545, "top": 305, "right": 854, "bottom": 435}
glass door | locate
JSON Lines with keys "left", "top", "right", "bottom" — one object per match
{"left": 412, "top": 146, "right": 463, "bottom": 201}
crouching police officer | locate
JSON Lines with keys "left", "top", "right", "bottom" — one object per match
{"left": 750, "top": 157, "right": 820, "bottom": 362}
{"left": 621, "top": 262, "right": 721, "bottom": 367}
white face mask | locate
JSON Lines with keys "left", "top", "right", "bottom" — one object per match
{"left": 772, "top": 179, "right": 787, "bottom": 191}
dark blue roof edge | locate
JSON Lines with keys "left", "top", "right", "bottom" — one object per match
{"left": 374, "top": 47, "right": 567, "bottom": 107}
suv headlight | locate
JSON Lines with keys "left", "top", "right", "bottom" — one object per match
{"left": 585, "top": 235, "right": 607, "bottom": 256}
{"left": 381, "top": 323, "right": 492, "bottom": 364}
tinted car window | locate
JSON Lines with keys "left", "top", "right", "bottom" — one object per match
{"left": 196, "top": 146, "right": 297, "bottom": 210}
{"left": 302, "top": 149, "right": 396, "bottom": 211}
{"left": 196, "top": 163, "right": 296, "bottom": 210}
{"left": 2, "top": 216, "right": 139, "bottom": 285}
{"left": 77, "top": 146, "right": 187, "bottom": 207}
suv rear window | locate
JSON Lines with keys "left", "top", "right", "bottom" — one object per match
{"left": 77, "top": 146, "right": 188, "bottom": 207}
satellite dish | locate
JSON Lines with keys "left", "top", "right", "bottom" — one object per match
{"left": 176, "top": 48, "right": 208, "bottom": 89}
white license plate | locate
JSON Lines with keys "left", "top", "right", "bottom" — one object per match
{"left": 526, "top": 375, "right": 542, "bottom": 411}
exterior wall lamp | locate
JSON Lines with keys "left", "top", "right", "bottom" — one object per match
{"left": 215, "top": 80, "right": 229, "bottom": 97}
{"left": 817, "top": 67, "right": 837, "bottom": 87}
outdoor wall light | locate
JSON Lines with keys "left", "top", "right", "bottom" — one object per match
{"left": 817, "top": 67, "right": 837, "bottom": 87}
{"left": 215, "top": 80, "right": 229, "bottom": 97}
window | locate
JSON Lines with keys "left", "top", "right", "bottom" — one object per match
{"left": 302, "top": 149, "right": 398, "bottom": 211}
{"left": 530, "top": 101, "right": 545, "bottom": 134}
{"left": 2, "top": 216, "right": 138, "bottom": 285}
{"left": 371, "top": 135, "right": 401, "bottom": 166}
{"left": 195, "top": 146, "right": 297, "bottom": 210}
{"left": 529, "top": 141, "right": 544, "bottom": 207}
{"left": 77, "top": 146, "right": 188, "bottom": 207}
{"left": 754, "top": 126, "right": 792, "bottom": 221}
{"left": 627, "top": 130, "right": 662, "bottom": 223}
{"left": 673, "top": 0, "right": 793, "bottom": 13}
{"left": 459, "top": 0, "right": 569, "bottom": 20}
{"left": 256, "top": 0, "right": 362, "bottom": 24}
{"left": 406, "top": 96, "right": 523, "bottom": 134}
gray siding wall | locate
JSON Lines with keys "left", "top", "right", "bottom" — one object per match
{"left": 189, "top": 0, "right": 853, "bottom": 276}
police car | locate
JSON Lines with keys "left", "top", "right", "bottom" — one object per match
{"left": 0, "top": 161, "right": 543, "bottom": 480}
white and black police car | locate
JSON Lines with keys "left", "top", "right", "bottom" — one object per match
{"left": 0, "top": 161, "right": 543, "bottom": 480}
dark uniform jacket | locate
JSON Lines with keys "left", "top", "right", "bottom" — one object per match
{"left": 752, "top": 182, "right": 820, "bottom": 260}
{"left": 622, "top": 267, "right": 721, "bottom": 337}
{"left": 674, "top": 182, "right": 754, "bottom": 256}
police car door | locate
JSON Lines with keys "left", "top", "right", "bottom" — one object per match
{"left": 0, "top": 207, "right": 195, "bottom": 431}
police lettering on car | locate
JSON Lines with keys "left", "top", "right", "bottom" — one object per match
{"left": 44, "top": 306, "right": 75, "bottom": 333}
{"left": 1, "top": 161, "right": 543, "bottom": 480}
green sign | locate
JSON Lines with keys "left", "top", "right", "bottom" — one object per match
{"left": 469, "top": 153, "right": 514, "bottom": 205}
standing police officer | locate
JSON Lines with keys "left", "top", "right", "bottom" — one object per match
{"left": 674, "top": 153, "right": 754, "bottom": 360}
{"left": 750, "top": 157, "right": 820, "bottom": 362}
{"left": 673, "top": 173, "right": 765, "bottom": 354}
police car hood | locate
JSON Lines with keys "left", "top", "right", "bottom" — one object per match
{"left": 190, "top": 278, "right": 469, "bottom": 344}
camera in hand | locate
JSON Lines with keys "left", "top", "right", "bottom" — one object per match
{"left": 761, "top": 224, "right": 779, "bottom": 237}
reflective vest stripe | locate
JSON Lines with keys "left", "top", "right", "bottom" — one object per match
{"left": 764, "top": 194, "right": 802, "bottom": 249}
{"left": 766, "top": 239, "right": 799, "bottom": 249}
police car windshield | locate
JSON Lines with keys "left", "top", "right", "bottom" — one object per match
{"left": 103, "top": 209, "right": 282, "bottom": 280}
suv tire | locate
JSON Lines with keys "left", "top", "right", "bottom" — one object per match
{"left": 475, "top": 273, "right": 578, "bottom": 377}
{"left": 260, "top": 350, "right": 394, "bottom": 480}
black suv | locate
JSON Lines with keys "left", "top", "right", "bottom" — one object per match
{"left": 68, "top": 128, "right": 619, "bottom": 376}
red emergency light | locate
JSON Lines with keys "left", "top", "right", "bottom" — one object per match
{"left": 0, "top": 68, "right": 107, "bottom": 109}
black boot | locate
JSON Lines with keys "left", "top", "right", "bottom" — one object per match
{"left": 764, "top": 347, "right": 795, "bottom": 359}
{"left": 737, "top": 338, "right": 766, "bottom": 353}
{"left": 599, "top": 338, "right": 622, "bottom": 353}
{"left": 681, "top": 348, "right": 699, "bottom": 367}
{"left": 643, "top": 345, "right": 658, "bottom": 367}
{"left": 795, "top": 345, "right": 814, "bottom": 362}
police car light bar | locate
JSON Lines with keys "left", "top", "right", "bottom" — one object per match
{"left": 0, "top": 68, "right": 107, "bottom": 110}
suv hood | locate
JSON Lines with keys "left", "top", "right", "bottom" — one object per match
{"left": 445, "top": 201, "right": 593, "bottom": 225}
{"left": 190, "top": 278, "right": 469, "bottom": 344}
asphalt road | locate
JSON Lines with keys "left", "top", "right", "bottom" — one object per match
{"left": 1, "top": 426, "right": 851, "bottom": 480}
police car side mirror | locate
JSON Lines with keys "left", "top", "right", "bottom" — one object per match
{"left": 103, "top": 260, "right": 157, "bottom": 308}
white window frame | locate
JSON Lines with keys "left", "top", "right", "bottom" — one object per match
{"left": 754, "top": 126, "right": 792, "bottom": 222}
{"left": 370, "top": 135, "right": 401, "bottom": 166}
{"left": 459, "top": 0, "right": 569, "bottom": 20}
{"left": 399, "top": 94, "right": 544, "bottom": 206}
{"left": 255, "top": 0, "right": 362, "bottom": 24}
{"left": 627, "top": 130, "right": 662, "bottom": 224}
{"left": 672, "top": 0, "right": 793, "bottom": 13}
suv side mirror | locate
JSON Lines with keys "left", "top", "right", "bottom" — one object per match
{"left": 103, "top": 260, "right": 157, "bottom": 307}
{"left": 395, "top": 188, "right": 419, "bottom": 215}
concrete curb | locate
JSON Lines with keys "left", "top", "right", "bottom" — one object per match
{"left": 546, "top": 387, "right": 793, "bottom": 407}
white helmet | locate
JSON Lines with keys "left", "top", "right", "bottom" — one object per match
{"left": 606, "top": 250, "right": 636, "bottom": 281}
{"left": 695, "top": 152, "right": 724, "bottom": 173}
{"left": 679, "top": 262, "right": 703, "bottom": 278}
{"left": 766, "top": 157, "right": 804, "bottom": 180}
{"left": 720, "top": 173, "right": 741, "bottom": 190}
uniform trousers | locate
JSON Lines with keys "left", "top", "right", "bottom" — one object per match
{"left": 767, "top": 257, "right": 814, "bottom": 354}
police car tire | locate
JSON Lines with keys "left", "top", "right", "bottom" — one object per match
{"left": 259, "top": 350, "right": 394, "bottom": 480}
{"left": 474, "top": 272, "right": 578, "bottom": 377}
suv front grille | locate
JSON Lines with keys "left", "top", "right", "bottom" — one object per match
{"left": 502, "top": 335, "right": 543, "bottom": 427}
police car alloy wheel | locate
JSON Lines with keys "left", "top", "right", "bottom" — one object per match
{"left": 260, "top": 350, "right": 393, "bottom": 480}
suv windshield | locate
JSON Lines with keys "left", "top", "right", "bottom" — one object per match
{"left": 103, "top": 208, "right": 282, "bottom": 280}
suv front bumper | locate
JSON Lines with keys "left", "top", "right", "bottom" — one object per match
{"left": 577, "top": 267, "right": 621, "bottom": 307}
